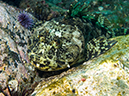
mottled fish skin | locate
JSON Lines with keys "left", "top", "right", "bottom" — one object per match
{"left": 0, "top": 3, "right": 117, "bottom": 72}
{"left": 28, "top": 21, "right": 85, "bottom": 71}
{"left": 85, "top": 36, "right": 117, "bottom": 61}
{"left": 28, "top": 20, "right": 117, "bottom": 71}
{"left": 93, "top": 13, "right": 115, "bottom": 37}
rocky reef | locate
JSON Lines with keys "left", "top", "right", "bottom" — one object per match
{"left": 0, "top": 0, "right": 129, "bottom": 96}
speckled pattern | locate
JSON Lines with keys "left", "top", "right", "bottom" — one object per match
{"left": 28, "top": 19, "right": 117, "bottom": 71}
{"left": 0, "top": 1, "right": 117, "bottom": 73}
{"left": 0, "top": 0, "right": 129, "bottom": 95}
{"left": 28, "top": 21, "right": 85, "bottom": 71}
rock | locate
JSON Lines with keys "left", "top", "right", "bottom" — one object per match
{"left": 0, "top": 1, "right": 129, "bottom": 96}
{"left": 31, "top": 34, "right": 129, "bottom": 96}
{"left": 0, "top": 2, "right": 38, "bottom": 95}
{"left": 0, "top": 93, "right": 5, "bottom": 96}
{"left": 8, "top": 80, "right": 18, "bottom": 92}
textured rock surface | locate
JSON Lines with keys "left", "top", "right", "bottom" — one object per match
{"left": 0, "top": 2, "right": 39, "bottom": 95}
{"left": 31, "top": 34, "right": 129, "bottom": 96}
{"left": 0, "top": 2, "right": 29, "bottom": 89}
{"left": 0, "top": 1, "right": 129, "bottom": 96}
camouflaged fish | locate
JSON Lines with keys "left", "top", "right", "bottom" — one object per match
{"left": 0, "top": 1, "right": 117, "bottom": 72}
{"left": 27, "top": 20, "right": 117, "bottom": 71}
{"left": 27, "top": 1, "right": 117, "bottom": 71}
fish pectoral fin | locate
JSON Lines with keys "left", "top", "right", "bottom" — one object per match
{"left": 86, "top": 36, "right": 117, "bottom": 60}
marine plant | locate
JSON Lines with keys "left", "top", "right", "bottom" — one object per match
{"left": 65, "top": 0, "right": 115, "bottom": 38}
{"left": 65, "top": 0, "right": 129, "bottom": 38}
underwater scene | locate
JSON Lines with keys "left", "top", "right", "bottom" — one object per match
{"left": 0, "top": 0, "right": 129, "bottom": 95}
